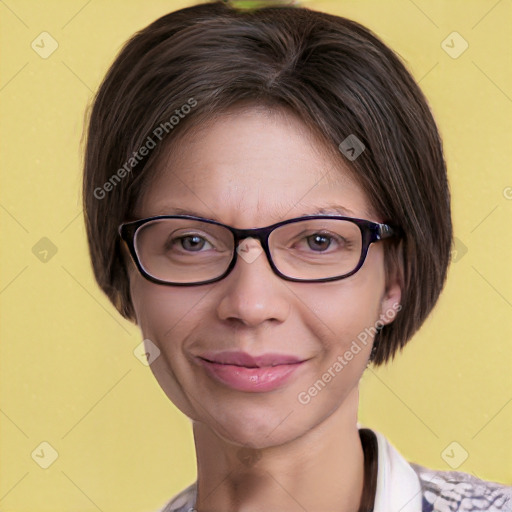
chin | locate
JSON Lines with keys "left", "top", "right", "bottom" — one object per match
{"left": 208, "top": 404, "right": 314, "bottom": 450}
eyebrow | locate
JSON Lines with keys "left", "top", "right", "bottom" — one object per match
{"left": 153, "top": 204, "right": 358, "bottom": 221}
{"left": 307, "top": 205, "right": 356, "bottom": 216}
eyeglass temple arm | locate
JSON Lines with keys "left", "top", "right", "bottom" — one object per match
{"left": 377, "top": 223, "right": 401, "bottom": 240}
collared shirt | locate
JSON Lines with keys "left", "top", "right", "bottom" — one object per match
{"left": 156, "top": 427, "right": 512, "bottom": 512}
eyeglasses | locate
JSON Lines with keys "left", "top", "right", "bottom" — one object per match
{"left": 118, "top": 214, "right": 401, "bottom": 286}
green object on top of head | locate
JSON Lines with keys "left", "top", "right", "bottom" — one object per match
{"left": 226, "top": 0, "right": 297, "bottom": 10}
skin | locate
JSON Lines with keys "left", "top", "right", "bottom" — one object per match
{"left": 125, "top": 106, "right": 402, "bottom": 512}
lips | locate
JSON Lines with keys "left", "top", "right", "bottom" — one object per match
{"left": 195, "top": 351, "right": 308, "bottom": 392}
{"left": 197, "top": 351, "right": 304, "bottom": 368}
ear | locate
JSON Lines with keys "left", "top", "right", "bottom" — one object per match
{"left": 378, "top": 247, "right": 403, "bottom": 326}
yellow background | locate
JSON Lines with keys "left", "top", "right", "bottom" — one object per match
{"left": 1, "top": 0, "right": 511, "bottom": 510}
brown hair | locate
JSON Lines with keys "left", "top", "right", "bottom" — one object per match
{"left": 82, "top": 0, "right": 452, "bottom": 366}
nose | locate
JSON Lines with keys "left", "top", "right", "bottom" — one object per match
{"left": 215, "top": 237, "right": 291, "bottom": 327}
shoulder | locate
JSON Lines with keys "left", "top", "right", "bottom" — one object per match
{"left": 156, "top": 482, "right": 196, "bottom": 512}
{"left": 410, "top": 462, "right": 512, "bottom": 512}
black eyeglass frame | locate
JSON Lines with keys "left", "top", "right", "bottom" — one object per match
{"left": 118, "top": 214, "right": 402, "bottom": 286}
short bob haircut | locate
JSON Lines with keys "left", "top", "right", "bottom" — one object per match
{"left": 82, "top": 0, "right": 452, "bottom": 367}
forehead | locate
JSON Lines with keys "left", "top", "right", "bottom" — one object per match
{"left": 134, "top": 107, "right": 376, "bottom": 224}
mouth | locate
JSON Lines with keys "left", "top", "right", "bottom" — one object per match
{"left": 194, "top": 351, "right": 308, "bottom": 392}
{"left": 197, "top": 351, "right": 305, "bottom": 368}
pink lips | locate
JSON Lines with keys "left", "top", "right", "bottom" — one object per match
{"left": 195, "top": 350, "right": 307, "bottom": 392}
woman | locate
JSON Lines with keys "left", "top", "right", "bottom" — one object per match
{"left": 82, "top": 1, "right": 511, "bottom": 510}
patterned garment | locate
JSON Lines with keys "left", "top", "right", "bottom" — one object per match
{"left": 411, "top": 463, "right": 512, "bottom": 512}
{"left": 156, "top": 429, "right": 512, "bottom": 512}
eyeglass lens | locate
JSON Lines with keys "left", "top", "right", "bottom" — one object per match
{"left": 133, "top": 218, "right": 363, "bottom": 283}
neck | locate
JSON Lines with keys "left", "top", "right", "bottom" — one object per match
{"left": 192, "top": 386, "right": 365, "bottom": 512}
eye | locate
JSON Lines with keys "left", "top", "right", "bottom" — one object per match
{"left": 296, "top": 231, "right": 348, "bottom": 253}
{"left": 166, "top": 233, "right": 214, "bottom": 253}
{"left": 305, "top": 233, "right": 336, "bottom": 252}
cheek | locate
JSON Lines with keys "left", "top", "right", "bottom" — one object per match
{"left": 291, "top": 279, "right": 381, "bottom": 410}
{"left": 129, "top": 274, "right": 210, "bottom": 419}
{"left": 130, "top": 274, "right": 188, "bottom": 341}
{"left": 301, "top": 272, "right": 383, "bottom": 343}
{"left": 292, "top": 254, "right": 386, "bottom": 390}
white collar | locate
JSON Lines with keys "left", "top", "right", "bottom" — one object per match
{"left": 369, "top": 427, "right": 423, "bottom": 512}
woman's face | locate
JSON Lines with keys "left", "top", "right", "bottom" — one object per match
{"left": 127, "top": 107, "right": 401, "bottom": 448}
